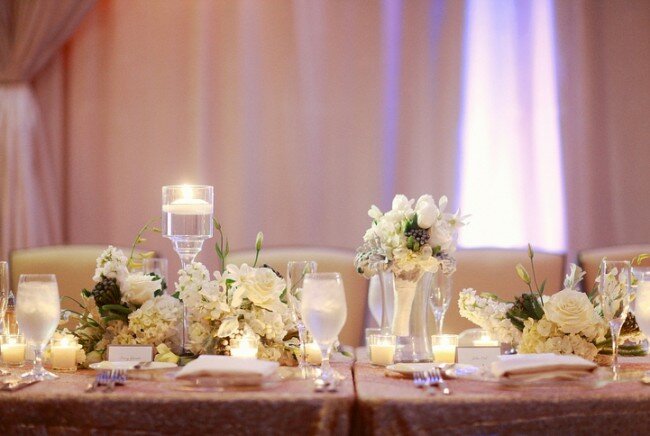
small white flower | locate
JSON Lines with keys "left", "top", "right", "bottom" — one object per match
{"left": 414, "top": 195, "right": 438, "bottom": 229}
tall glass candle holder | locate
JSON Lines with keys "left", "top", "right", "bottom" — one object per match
{"left": 162, "top": 185, "right": 214, "bottom": 354}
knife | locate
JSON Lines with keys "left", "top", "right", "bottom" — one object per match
{"left": 1, "top": 379, "right": 40, "bottom": 391}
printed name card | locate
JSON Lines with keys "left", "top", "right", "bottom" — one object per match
{"left": 456, "top": 346, "right": 501, "bottom": 368}
{"left": 107, "top": 345, "right": 154, "bottom": 362}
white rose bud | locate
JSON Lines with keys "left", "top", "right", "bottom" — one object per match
{"left": 255, "top": 232, "right": 264, "bottom": 251}
{"left": 415, "top": 195, "right": 438, "bottom": 229}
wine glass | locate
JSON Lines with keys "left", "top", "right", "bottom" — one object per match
{"left": 16, "top": 274, "right": 60, "bottom": 380}
{"left": 632, "top": 267, "right": 650, "bottom": 343}
{"left": 598, "top": 260, "right": 632, "bottom": 379}
{"left": 300, "top": 272, "right": 347, "bottom": 386}
{"left": 427, "top": 271, "right": 452, "bottom": 335}
{"left": 286, "top": 261, "right": 318, "bottom": 378}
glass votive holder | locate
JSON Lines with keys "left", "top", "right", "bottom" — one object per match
{"left": 51, "top": 338, "right": 78, "bottom": 372}
{"left": 1, "top": 334, "right": 26, "bottom": 367}
{"left": 229, "top": 336, "right": 259, "bottom": 359}
{"left": 431, "top": 334, "right": 458, "bottom": 364}
{"left": 365, "top": 328, "right": 381, "bottom": 346}
{"left": 368, "top": 334, "right": 397, "bottom": 366}
{"left": 472, "top": 330, "right": 499, "bottom": 347}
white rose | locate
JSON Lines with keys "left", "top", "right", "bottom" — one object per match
{"left": 544, "top": 289, "right": 598, "bottom": 335}
{"left": 391, "top": 195, "right": 413, "bottom": 213}
{"left": 415, "top": 195, "right": 438, "bottom": 229}
{"left": 122, "top": 273, "right": 161, "bottom": 306}
{"left": 240, "top": 268, "right": 285, "bottom": 310}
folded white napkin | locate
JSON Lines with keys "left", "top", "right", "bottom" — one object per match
{"left": 491, "top": 353, "right": 597, "bottom": 382}
{"left": 175, "top": 355, "right": 279, "bottom": 381}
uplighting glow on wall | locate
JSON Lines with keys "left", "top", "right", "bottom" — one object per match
{"left": 457, "top": 0, "right": 566, "bottom": 252}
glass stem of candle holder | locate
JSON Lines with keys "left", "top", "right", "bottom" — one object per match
{"left": 172, "top": 239, "right": 204, "bottom": 270}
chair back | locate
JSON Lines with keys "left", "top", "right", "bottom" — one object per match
{"left": 9, "top": 245, "right": 140, "bottom": 312}
{"left": 228, "top": 247, "right": 367, "bottom": 347}
{"left": 444, "top": 248, "right": 566, "bottom": 334}
{"left": 578, "top": 245, "right": 650, "bottom": 292}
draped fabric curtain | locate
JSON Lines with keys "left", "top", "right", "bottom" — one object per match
{"left": 6, "top": 0, "right": 650, "bottom": 272}
{"left": 61, "top": 0, "right": 465, "bottom": 269}
{"left": 0, "top": 0, "right": 96, "bottom": 259}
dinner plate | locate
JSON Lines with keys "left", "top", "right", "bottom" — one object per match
{"left": 89, "top": 361, "right": 177, "bottom": 371}
{"left": 171, "top": 373, "right": 280, "bottom": 392}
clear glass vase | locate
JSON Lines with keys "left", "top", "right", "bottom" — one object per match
{"left": 389, "top": 268, "right": 431, "bottom": 362}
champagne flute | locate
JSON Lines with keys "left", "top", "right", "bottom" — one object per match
{"left": 0, "top": 262, "right": 9, "bottom": 330}
{"left": 300, "top": 273, "right": 347, "bottom": 387}
{"left": 286, "top": 261, "right": 318, "bottom": 378}
{"left": 598, "top": 260, "right": 632, "bottom": 379}
{"left": 427, "top": 271, "right": 452, "bottom": 335}
{"left": 16, "top": 274, "right": 60, "bottom": 380}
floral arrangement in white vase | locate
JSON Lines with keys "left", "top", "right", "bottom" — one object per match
{"left": 458, "top": 247, "right": 645, "bottom": 361}
{"left": 355, "top": 194, "right": 466, "bottom": 336}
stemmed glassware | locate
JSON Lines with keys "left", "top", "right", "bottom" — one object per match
{"left": 16, "top": 274, "right": 60, "bottom": 380}
{"left": 427, "top": 271, "right": 452, "bottom": 335}
{"left": 632, "top": 267, "right": 650, "bottom": 337}
{"left": 286, "top": 261, "right": 318, "bottom": 378}
{"left": 0, "top": 262, "right": 9, "bottom": 330}
{"left": 598, "top": 260, "right": 632, "bottom": 379}
{"left": 162, "top": 185, "right": 214, "bottom": 270}
{"left": 163, "top": 185, "right": 214, "bottom": 353}
{"left": 300, "top": 273, "right": 347, "bottom": 386}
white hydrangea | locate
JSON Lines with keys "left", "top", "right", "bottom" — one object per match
{"left": 176, "top": 262, "right": 211, "bottom": 310}
{"left": 93, "top": 246, "right": 129, "bottom": 284}
{"left": 128, "top": 295, "right": 182, "bottom": 347}
{"left": 458, "top": 288, "right": 521, "bottom": 344}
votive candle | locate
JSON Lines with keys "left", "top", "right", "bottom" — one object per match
{"left": 431, "top": 334, "right": 458, "bottom": 364}
{"left": 473, "top": 332, "right": 499, "bottom": 347}
{"left": 230, "top": 336, "right": 258, "bottom": 359}
{"left": 1, "top": 335, "right": 25, "bottom": 366}
{"left": 304, "top": 342, "right": 322, "bottom": 365}
{"left": 51, "top": 338, "right": 77, "bottom": 371}
{"left": 368, "top": 334, "right": 396, "bottom": 366}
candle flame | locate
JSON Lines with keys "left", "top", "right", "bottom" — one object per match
{"left": 181, "top": 185, "right": 193, "bottom": 200}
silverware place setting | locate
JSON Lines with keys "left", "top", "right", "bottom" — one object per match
{"left": 413, "top": 369, "right": 451, "bottom": 396}
{"left": 85, "top": 369, "right": 127, "bottom": 393}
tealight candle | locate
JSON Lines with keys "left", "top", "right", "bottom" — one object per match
{"left": 368, "top": 334, "right": 396, "bottom": 366}
{"left": 1, "top": 335, "right": 26, "bottom": 366}
{"left": 431, "top": 334, "right": 458, "bottom": 364}
{"left": 304, "top": 342, "right": 322, "bottom": 365}
{"left": 51, "top": 338, "right": 78, "bottom": 371}
{"left": 230, "top": 337, "right": 258, "bottom": 359}
{"left": 473, "top": 332, "right": 499, "bottom": 347}
{"left": 162, "top": 186, "right": 213, "bottom": 215}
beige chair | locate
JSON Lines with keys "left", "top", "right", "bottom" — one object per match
{"left": 228, "top": 247, "right": 367, "bottom": 347}
{"left": 444, "top": 248, "right": 566, "bottom": 334}
{"left": 578, "top": 245, "right": 650, "bottom": 293}
{"left": 9, "top": 245, "right": 139, "bottom": 312}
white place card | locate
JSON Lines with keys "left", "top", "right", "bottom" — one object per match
{"left": 107, "top": 345, "right": 154, "bottom": 362}
{"left": 456, "top": 346, "right": 501, "bottom": 368}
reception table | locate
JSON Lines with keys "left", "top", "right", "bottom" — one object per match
{"left": 0, "top": 362, "right": 355, "bottom": 435}
{"left": 353, "top": 354, "right": 650, "bottom": 435}
{"left": 2, "top": 354, "right": 650, "bottom": 435}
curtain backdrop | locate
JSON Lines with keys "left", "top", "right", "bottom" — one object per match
{"left": 60, "top": 0, "right": 465, "bottom": 271}
{"left": 17, "top": 0, "right": 650, "bottom": 275}
{"left": 0, "top": 0, "right": 96, "bottom": 259}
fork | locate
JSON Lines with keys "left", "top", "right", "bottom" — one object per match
{"left": 431, "top": 367, "right": 451, "bottom": 395}
{"left": 413, "top": 371, "right": 427, "bottom": 388}
{"left": 103, "top": 369, "right": 127, "bottom": 393}
{"left": 86, "top": 371, "right": 110, "bottom": 393}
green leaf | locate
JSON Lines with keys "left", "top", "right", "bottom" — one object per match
{"left": 102, "top": 304, "right": 132, "bottom": 315}
{"left": 539, "top": 279, "right": 547, "bottom": 294}
{"left": 172, "top": 291, "right": 180, "bottom": 299}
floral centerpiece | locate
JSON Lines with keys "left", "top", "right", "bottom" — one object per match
{"left": 458, "top": 246, "right": 645, "bottom": 362}
{"left": 354, "top": 194, "right": 466, "bottom": 336}
{"left": 64, "top": 222, "right": 298, "bottom": 366}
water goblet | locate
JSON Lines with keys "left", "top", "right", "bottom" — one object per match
{"left": 632, "top": 267, "right": 650, "bottom": 345}
{"left": 598, "top": 260, "right": 632, "bottom": 379}
{"left": 300, "top": 273, "right": 347, "bottom": 386}
{"left": 286, "top": 261, "right": 318, "bottom": 378}
{"left": 427, "top": 271, "right": 452, "bottom": 335}
{"left": 16, "top": 274, "right": 61, "bottom": 380}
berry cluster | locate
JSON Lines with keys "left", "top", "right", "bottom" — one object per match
{"left": 405, "top": 227, "right": 430, "bottom": 246}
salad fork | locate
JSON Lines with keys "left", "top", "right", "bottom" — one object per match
{"left": 431, "top": 367, "right": 451, "bottom": 395}
{"left": 413, "top": 371, "right": 427, "bottom": 388}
